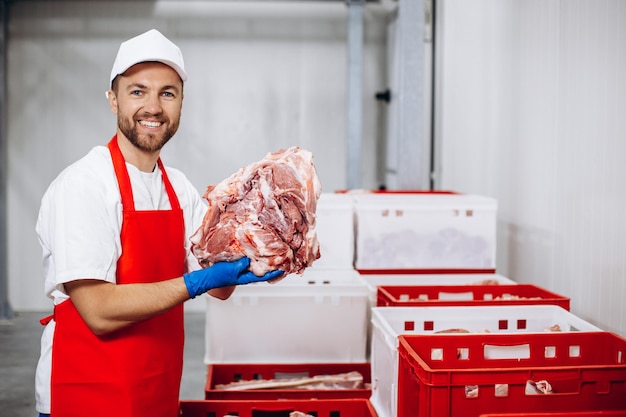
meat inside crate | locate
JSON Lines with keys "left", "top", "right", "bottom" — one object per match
{"left": 204, "top": 362, "right": 372, "bottom": 400}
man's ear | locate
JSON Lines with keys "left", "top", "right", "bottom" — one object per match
{"left": 106, "top": 90, "right": 118, "bottom": 114}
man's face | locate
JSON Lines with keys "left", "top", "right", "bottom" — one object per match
{"left": 109, "top": 62, "right": 184, "bottom": 153}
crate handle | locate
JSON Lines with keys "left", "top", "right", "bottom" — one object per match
{"left": 484, "top": 343, "right": 530, "bottom": 360}
{"left": 438, "top": 291, "right": 474, "bottom": 301}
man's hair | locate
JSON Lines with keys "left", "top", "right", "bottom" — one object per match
{"left": 111, "top": 76, "right": 121, "bottom": 95}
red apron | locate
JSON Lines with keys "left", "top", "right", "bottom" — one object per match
{"left": 49, "top": 135, "right": 186, "bottom": 417}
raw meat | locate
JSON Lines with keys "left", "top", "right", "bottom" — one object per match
{"left": 465, "top": 380, "right": 552, "bottom": 398}
{"left": 470, "top": 279, "right": 501, "bottom": 285}
{"left": 190, "top": 147, "right": 322, "bottom": 276}
{"left": 214, "top": 371, "right": 365, "bottom": 391}
{"left": 526, "top": 379, "right": 553, "bottom": 394}
{"left": 434, "top": 328, "right": 472, "bottom": 334}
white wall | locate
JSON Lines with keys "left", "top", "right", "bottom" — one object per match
{"left": 437, "top": 0, "right": 626, "bottom": 336}
{"left": 7, "top": 1, "right": 388, "bottom": 311}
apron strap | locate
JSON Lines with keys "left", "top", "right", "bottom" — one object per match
{"left": 40, "top": 314, "right": 54, "bottom": 326}
{"left": 40, "top": 302, "right": 61, "bottom": 325}
{"left": 157, "top": 158, "right": 181, "bottom": 211}
{"left": 107, "top": 135, "right": 181, "bottom": 211}
{"left": 107, "top": 135, "right": 135, "bottom": 211}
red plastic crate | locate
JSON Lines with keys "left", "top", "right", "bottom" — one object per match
{"left": 335, "top": 189, "right": 460, "bottom": 194}
{"left": 480, "top": 412, "right": 626, "bottom": 417}
{"left": 359, "top": 268, "right": 498, "bottom": 275}
{"left": 204, "top": 362, "right": 372, "bottom": 400}
{"left": 179, "top": 398, "right": 379, "bottom": 417}
{"left": 377, "top": 284, "right": 570, "bottom": 310}
{"left": 396, "top": 332, "right": 626, "bottom": 417}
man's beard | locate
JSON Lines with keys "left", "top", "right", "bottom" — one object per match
{"left": 118, "top": 113, "right": 179, "bottom": 152}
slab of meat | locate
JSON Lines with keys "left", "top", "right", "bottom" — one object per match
{"left": 214, "top": 371, "right": 364, "bottom": 391}
{"left": 190, "top": 147, "right": 322, "bottom": 276}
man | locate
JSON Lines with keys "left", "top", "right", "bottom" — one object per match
{"left": 34, "top": 29, "right": 282, "bottom": 417}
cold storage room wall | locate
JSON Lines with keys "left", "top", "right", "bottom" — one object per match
{"left": 436, "top": 0, "right": 626, "bottom": 336}
{"left": 6, "top": 1, "right": 388, "bottom": 311}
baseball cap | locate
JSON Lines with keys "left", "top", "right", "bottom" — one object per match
{"left": 109, "top": 29, "right": 188, "bottom": 86}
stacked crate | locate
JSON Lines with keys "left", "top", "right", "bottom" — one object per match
{"left": 191, "top": 192, "right": 377, "bottom": 416}
{"left": 396, "top": 332, "right": 626, "bottom": 416}
{"left": 352, "top": 191, "right": 506, "bottom": 361}
{"left": 360, "top": 272, "right": 516, "bottom": 306}
{"left": 376, "top": 283, "right": 570, "bottom": 309}
{"left": 353, "top": 191, "right": 626, "bottom": 417}
{"left": 352, "top": 191, "right": 498, "bottom": 274}
{"left": 180, "top": 190, "right": 626, "bottom": 416}
{"left": 370, "top": 305, "right": 603, "bottom": 417}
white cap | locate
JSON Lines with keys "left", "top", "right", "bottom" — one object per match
{"left": 109, "top": 29, "right": 187, "bottom": 86}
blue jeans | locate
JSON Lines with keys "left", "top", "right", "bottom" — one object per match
{"left": 39, "top": 414, "right": 50, "bottom": 417}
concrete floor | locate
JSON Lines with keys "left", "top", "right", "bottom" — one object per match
{"left": 0, "top": 311, "right": 207, "bottom": 417}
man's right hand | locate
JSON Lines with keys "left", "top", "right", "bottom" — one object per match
{"left": 183, "top": 257, "right": 283, "bottom": 299}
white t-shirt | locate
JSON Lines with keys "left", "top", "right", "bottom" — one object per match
{"left": 34, "top": 145, "right": 208, "bottom": 413}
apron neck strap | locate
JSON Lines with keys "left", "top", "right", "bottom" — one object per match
{"left": 107, "top": 135, "right": 181, "bottom": 211}
{"left": 108, "top": 135, "right": 135, "bottom": 211}
{"left": 157, "top": 158, "right": 181, "bottom": 211}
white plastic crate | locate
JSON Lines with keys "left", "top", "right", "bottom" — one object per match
{"left": 370, "top": 305, "right": 603, "bottom": 417}
{"left": 205, "top": 269, "right": 369, "bottom": 364}
{"left": 311, "top": 193, "right": 355, "bottom": 270}
{"left": 353, "top": 193, "right": 497, "bottom": 272}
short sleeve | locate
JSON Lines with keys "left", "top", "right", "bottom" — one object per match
{"left": 37, "top": 152, "right": 122, "bottom": 299}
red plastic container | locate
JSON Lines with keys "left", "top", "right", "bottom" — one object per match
{"left": 179, "top": 398, "right": 379, "bottom": 417}
{"left": 204, "top": 362, "right": 372, "bottom": 400}
{"left": 359, "top": 268, "right": 498, "bottom": 275}
{"left": 396, "top": 332, "right": 626, "bottom": 417}
{"left": 377, "top": 283, "right": 570, "bottom": 310}
{"left": 335, "top": 189, "right": 460, "bottom": 195}
{"left": 480, "top": 412, "right": 626, "bottom": 417}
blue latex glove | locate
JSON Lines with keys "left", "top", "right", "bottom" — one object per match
{"left": 183, "top": 257, "right": 283, "bottom": 298}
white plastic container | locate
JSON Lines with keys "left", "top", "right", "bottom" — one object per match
{"left": 204, "top": 269, "right": 369, "bottom": 364}
{"left": 370, "top": 305, "right": 603, "bottom": 417}
{"left": 311, "top": 193, "right": 355, "bottom": 270}
{"left": 353, "top": 193, "right": 497, "bottom": 272}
